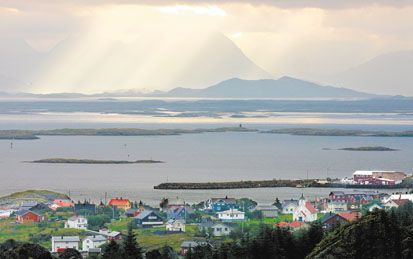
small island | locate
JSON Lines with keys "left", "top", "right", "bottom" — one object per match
{"left": 339, "top": 146, "right": 399, "bottom": 151}
{"left": 30, "top": 158, "right": 164, "bottom": 164}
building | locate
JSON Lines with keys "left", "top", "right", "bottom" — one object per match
{"left": 82, "top": 235, "right": 107, "bottom": 251}
{"left": 383, "top": 199, "right": 410, "bottom": 209}
{"left": 0, "top": 210, "right": 13, "bottom": 218}
{"left": 199, "top": 222, "right": 234, "bottom": 237}
{"left": 383, "top": 194, "right": 413, "bottom": 203}
{"left": 108, "top": 198, "right": 131, "bottom": 210}
{"left": 329, "top": 191, "right": 385, "bottom": 204}
{"left": 293, "top": 195, "right": 317, "bottom": 222}
{"left": 53, "top": 199, "right": 74, "bottom": 208}
{"left": 51, "top": 236, "right": 80, "bottom": 253}
{"left": 320, "top": 213, "right": 348, "bottom": 229}
{"left": 166, "top": 219, "right": 186, "bottom": 232}
{"left": 281, "top": 199, "right": 299, "bottom": 214}
{"left": 353, "top": 171, "right": 406, "bottom": 185}
{"left": 217, "top": 208, "right": 245, "bottom": 221}
{"left": 337, "top": 211, "right": 361, "bottom": 222}
{"left": 205, "top": 197, "right": 239, "bottom": 212}
{"left": 15, "top": 210, "right": 43, "bottom": 223}
{"left": 276, "top": 221, "right": 309, "bottom": 231}
{"left": 134, "top": 210, "right": 163, "bottom": 227}
{"left": 65, "top": 216, "right": 88, "bottom": 230}
{"left": 99, "top": 229, "right": 123, "bottom": 241}
{"left": 167, "top": 206, "right": 193, "bottom": 220}
{"left": 254, "top": 205, "right": 280, "bottom": 218}
{"left": 180, "top": 241, "right": 208, "bottom": 256}
{"left": 324, "top": 202, "right": 348, "bottom": 213}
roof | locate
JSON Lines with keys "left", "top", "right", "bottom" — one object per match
{"left": 109, "top": 198, "right": 130, "bottom": 206}
{"left": 305, "top": 202, "right": 317, "bottom": 214}
{"left": 53, "top": 199, "right": 73, "bottom": 207}
{"left": 52, "top": 236, "right": 80, "bottom": 242}
{"left": 282, "top": 200, "right": 299, "bottom": 207}
{"left": 255, "top": 205, "right": 280, "bottom": 211}
{"left": 393, "top": 199, "right": 410, "bottom": 206}
{"left": 15, "top": 209, "right": 41, "bottom": 217}
{"left": 68, "top": 215, "right": 86, "bottom": 221}
{"left": 99, "top": 229, "right": 121, "bottom": 237}
{"left": 134, "top": 210, "right": 160, "bottom": 220}
{"left": 84, "top": 235, "right": 106, "bottom": 242}
{"left": 181, "top": 241, "right": 208, "bottom": 248}
{"left": 338, "top": 211, "right": 360, "bottom": 221}
{"left": 167, "top": 219, "right": 185, "bottom": 224}
{"left": 276, "top": 221, "right": 305, "bottom": 229}
{"left": 320, "top": 213, "right": 347, "bottom": 224}
{"left": 211, "top": 198, "right": 237, "bottom": 204}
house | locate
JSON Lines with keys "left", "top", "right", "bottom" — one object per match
{"left": 180, "top": 241, "right": 208, "bottom": 256}
{"left": 383, "top": 194, "right": 413, "bottom": 203}
{"left": 108, "top": 198, "right": 131, "bottom": 210}
{"left": 281, "top": 199, "right": 299, "bottom": 214}
{"left": 199, "top": 222, "right": 234, "bottom": 237}
{"left": 383, "top": 199, "right": 410, "bottom": 209}
{"left": 353, "top": 170, "right": 406, "bottom": 185}
{"left": 337, "top": 211, "right": 361, "bottom": 222}
{"left": 276, "top": 221, "right": 309, "bottom": 231}
{"left": 205, "top": 197, "right": 238, "bottom": 212}
{"left": 329, "top": 191, "right": 386, "bottom": 204}
{"left": 98, "top": 229, "right": 123, "bottom": 241}
{"left": 166, "top": 219, "right": 186, "bottom": 232}
{"left": 126, "top": 207, "right": 144, "bottom": 218}
{"left": 293, "top": 195, "right": 317, "bottom": 222}
{"left": 0, "top": 210, "right": 13, "bottom": 218}
{"left": 217, "top": 209, "right": 245, "bottom": 221}
{"left": 53, "top": 199, "right": 74, "bottom": 207}
{"left": 134, "top": 210, "right": 163, "bottom": 227}
{"left": 254, "top": 205, "right": 280, "bottom": 218}
{"left": 366, "top": 203, "right": 383, "bottom": 212}
{"left": 74, "top": 202, "right": 96, "bottom": 215}
{"left": 82, "top": 235, "right": 107, "bottom": 251}
{"left": 15, "top": 210, "right": 43, "bottom": 223}
{"left": 320, "top": 213, "right": 348, "bottom": 229}
{"left": 167, "top": 206, "right": 193, "bottom": 220}
{"left": 324, "top": 202, "right": 348, "bottom": 213}
{"left": 19, "top": 202, "right": 50, "bottom": 212}
{"left": 51, "top": 236, "right": 80, "bottom": 253}
{"left": 65, "top": 216, "right": 88, "bottom": 230}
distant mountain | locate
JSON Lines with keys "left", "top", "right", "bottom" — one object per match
{"left": 0, "top": 33, "right": 270, "bottom": 92}
{"left": 332, "top": 50, "right": 413, "bottom": 95}
{"left": 159, "top": 76, "right": 380, "bottom": 99}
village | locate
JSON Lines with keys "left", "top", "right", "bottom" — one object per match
{"left": 0, "top": 170, "right": 412, "bottom": 258}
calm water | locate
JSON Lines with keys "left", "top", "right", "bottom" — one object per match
{"left": 1, "top": 119, "right": 412, "bottom": 205}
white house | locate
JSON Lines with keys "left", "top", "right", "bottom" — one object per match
{"left": 293, "top": 195, "right": 318, "bottom": 222}
{"left": 217, "top": 209, "right": 245, "bottom": 221}
{"left": 166, "top": 219, "right": 186, "bottom": 232}
{"left": 65, "top": 216, "right": 88, "bottom": 230}
{"left": 200, "top": 222, "right": 234, "bottom": 237}
{"left": 82, "top": 235, "right": 107, "bottom": 251}
{"left": 281, "top": 200, "right": 299, "bottom": 214}
{"left": 51, "top": 236, "right": 80, "bottom": 252}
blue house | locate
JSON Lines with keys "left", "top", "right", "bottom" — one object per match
{"left": 206, "top": 197, "right": 239, "bottom": 212}
{"left": 134, "top": 210, "right": 163, "bottom": 228}
{"left": 167, "top": 206, "right": 193, "bottom": 220}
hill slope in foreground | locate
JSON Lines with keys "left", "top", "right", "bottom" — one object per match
{"left": 0, "top": 190, "right": 69, "bottom": 207}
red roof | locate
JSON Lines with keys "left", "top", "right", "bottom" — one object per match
{"left": 109, "top": 198, "right": 130, "bottom": 206}
{"left": 53, "top": 199, "right": 74, "bottom": 207}
{"left": 276, "top": 221, "right": 305, "bottom": 229}
{"left": 305, "top": 202, "right": 317, "bottom": 214}
{"left": 338, "top": 211, "right": 360, "bottom": 221}
{"left": 393, "top": 199, "right": 409, "bottom": 206}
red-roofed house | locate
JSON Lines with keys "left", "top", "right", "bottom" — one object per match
{"left": 109, "top": 198, "right": 131, "bottom": 210}
{"left": 54, "top": 199, "right": 74, "bottom": 207}
{"left": 338, "top": 211, "right": 361, "bottom": 222}
{"left": 293, "top": 195, "right": 318, "bottom": 222}
{"left": 383, "top": 198, "right": 410, "bottom": 209}
{"left": 276, "top": 221, "right": 308, "bottom": 230}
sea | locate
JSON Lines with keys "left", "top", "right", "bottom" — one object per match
{"left": 0, "top": 99, "right": 413, "bottom": 205}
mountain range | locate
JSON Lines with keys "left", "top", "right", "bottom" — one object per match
{"left": 0, "top": 76, "right": 383, "bottom": 99}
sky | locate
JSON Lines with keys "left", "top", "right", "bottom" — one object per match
{"left": 0, "top": 0, "right": 413, "bottom": 94}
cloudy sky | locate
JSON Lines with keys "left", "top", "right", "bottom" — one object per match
{"left": 0, "top": 0, "right": 412, "bottom": 94}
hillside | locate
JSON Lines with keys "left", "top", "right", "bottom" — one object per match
{"left": 0, "top": 190, "right": 69, "bottom": 207}
{"left": 162, "top": 77, "right": 379, "bottom": 99}
{"left": 333, "top": 50, "right": 413, "bottom": 95}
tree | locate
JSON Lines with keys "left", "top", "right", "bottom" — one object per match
{"left": 273, "top": 198, "right": 282, "bottom": 210}
{"left": 102, "top": 239, "right": 121, "bottom": 259}
{"left": 0, "top": 241, "right": 53, "bottom": 259}
{"left": 59, "top": 248, "right": 83, "bottom": 259}
{"left": 122, "top": 224, "right": 143, "bottom": 259}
